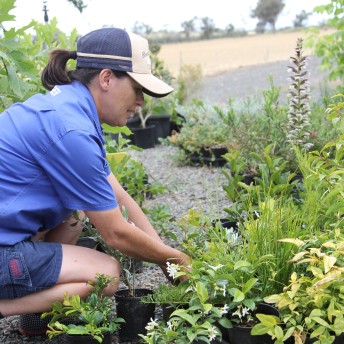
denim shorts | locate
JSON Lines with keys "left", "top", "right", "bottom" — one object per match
{"left": 0, "top": 241, "right": 62, "bottom": 299}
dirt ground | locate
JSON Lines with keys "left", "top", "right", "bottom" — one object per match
{"left": 158, "top": 29, "right": 332, "bottom": 77}
{"left": 158, "top": 29, "right": 336, "bottom": 105}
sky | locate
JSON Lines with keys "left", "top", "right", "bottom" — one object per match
{"left": 7, "top": 0, "right": 329, "bottom": 35}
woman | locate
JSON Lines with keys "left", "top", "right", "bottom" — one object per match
{"left": 0, "top": 27, "right": 190, "bottom": 319}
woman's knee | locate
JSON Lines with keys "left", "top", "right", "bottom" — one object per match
{"left": 103, "top": 258, "right": 120, "bottom": 296}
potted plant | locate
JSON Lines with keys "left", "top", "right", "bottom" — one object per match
{"left": 252, "top": 232, "right": 344, "bottom": 344}
{"left": 42, "top": 274, "right": 124, "bottom": 344}
{"left": 81, "top": 209, "right": 156, "bottom": 342}
{"left": 141, "top": 282, "right": 191, "bottom": 323}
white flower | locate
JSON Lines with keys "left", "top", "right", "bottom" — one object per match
{"left": 167, "top": 319, "right": 178, "bottom": 331}
{"left": 220, "top": 304, "right": 229, "bottom": 315}
{"left": 241, "top": 307, "right": 250, "bottom": 318}
{"left": 208, "top": 326, "right": 218, "bottom": 341}
{"left": 166, "top": 262, "right": 180, "bottom": 279}
{"left": 145, "top": 318, "right": 159, "bottom": 331}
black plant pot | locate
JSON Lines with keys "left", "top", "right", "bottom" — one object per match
{"left": 227, "top": 304, "right": 278, "bottom": 344}
{"left": 131, "top": 125, "right": 156, "bottom": 149}
{"left": 161, "top": 303, "right": 189, "bottom": 323}
{"left": 114, "top": 288, "right": 155, "bottom": 342}
{"left": 146, "top": 114, "right": 172, "bottom": 144}
{"left": 63, "top": 332, "right": 112, "bottom": 344}
{"left": 211, "top": 218, "right": 239, "bottom": 233}
{"left": 189, "top": 146, "right": 228, "bottom": 167}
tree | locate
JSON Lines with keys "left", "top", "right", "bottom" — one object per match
{"left": 67, "top": 0, "right": 87, "bottom": 13}
{"left": 132, "top": 21, "right": 153, "bottom": 36}
{"left": 199, "top": 16, "right": 216, "bottom": 40}
{"left": 181, "top": 18, "right": 196, "bottom": 40}
{"left": 251, "top": 0, "right": 285, "bottom": 32}
{"left": 293, "top": 10, "right": 311, "bottom": 28}
{"left": 306, "top": 0, "right": 344, "bottom": 87}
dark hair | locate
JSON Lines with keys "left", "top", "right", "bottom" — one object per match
{"left": 41, "top": 49, "right": 127, "bottom": 91}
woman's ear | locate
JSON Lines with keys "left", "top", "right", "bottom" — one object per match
{"left": 98, "top": 69, "right": 113, "bottom": 90}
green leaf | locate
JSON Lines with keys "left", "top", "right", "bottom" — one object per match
{"left": 251, "top": 323, "right": 269, "bottom": 335}
{"left": 242, "top": 278, "right": 258, "bottom": 293}
{"left": 234, "top": 260, "right": 252, "bottom": 270}
{"left": 196, "top": 281, "right": 209, "bottom": 303}
{"left": 229, "top": 288, "right": 245, "bottom": 302}
{"left": 256, "top": 314, "right": 279, "bottom": 327}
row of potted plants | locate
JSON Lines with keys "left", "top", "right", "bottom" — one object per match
{"left": 135, "top": 93, "right": 344, "bottom": 344}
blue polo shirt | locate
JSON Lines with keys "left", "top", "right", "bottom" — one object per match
{"left": 0, "top": 81, "right": 118, "bottom": 245}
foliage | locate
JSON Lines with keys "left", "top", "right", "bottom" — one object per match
{"left": 67, "top": 0, "right": 88, "bottom": 13}
{"left": 141, "top": 283, "right": 191, "bottom": 306}
{"left": 77, "top": 209, "right": 140, "bottom": 296}
{"left": 42, "top": 274, "right": 124, "bottom": 343}
{"left": 251, "top": 0, "right": 285, "bottom": 32}
{"left": 102, "top": 130, "right": 167, "bottom": 206}
{"left": 145, "top": 204, "right": 177, "bottom": 240}
{"left": 168, "top": 99, "right": 237, "bottom": 162}
{"left": 0, "top": 0, "right": 78, "bottom": 112}
{"left": 306, "top": 0, "right": 344, "bottom": 90}
{"left": 222, "top": 144, "right": 301, "bottom": 223}
{"left": 252, "top": 231, "right": 344, "bottom": 344}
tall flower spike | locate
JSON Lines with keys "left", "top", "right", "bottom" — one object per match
{"left": 286, "top": 37, "right": 313, "bottom": 152}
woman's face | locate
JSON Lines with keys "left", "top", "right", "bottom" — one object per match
{"left": 92, "top": 70, "right": 144, "bottom": 127}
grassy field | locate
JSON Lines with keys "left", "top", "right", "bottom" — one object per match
{"left": 158, "top": 29, "right": 332, "bottom": 77}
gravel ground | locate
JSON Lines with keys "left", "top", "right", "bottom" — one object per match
{"left": 194, "top": 56, "right": 334, "bottom": 106}
{"left": 0, "top": 145, "right": 229, "bottom": 344}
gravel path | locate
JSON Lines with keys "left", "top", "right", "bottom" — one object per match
{"left": 194, "top": 56, "right": 333, "bottom": 105}
{"left": 0, "top": 145, "right": 229, "bottom": 344}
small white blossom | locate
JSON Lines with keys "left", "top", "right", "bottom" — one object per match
{"left": 220, "top": 304, "right": 229, "bottom": 315}
{"left": 208, "top": 326, "right": 218, "bottom": 341}
{"left": 145, "top": 318, "right": 159, "bottom": 331}
{"left": 166, "top": 262, "right": 180, "bottom": 279}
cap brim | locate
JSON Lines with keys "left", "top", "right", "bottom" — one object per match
{"left": 127, "top": 72, "right": 173, "bottom": 98}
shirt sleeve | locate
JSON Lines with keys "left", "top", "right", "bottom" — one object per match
{"left": 39, "top": 130, "right": 118, "bottom": 211}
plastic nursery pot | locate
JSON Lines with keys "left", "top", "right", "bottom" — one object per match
{"left": 63, "top": 332, "right": 112, "bottom": 344}
{"left": 146, "top": 114, "right": 172, "bottom": 143}
{"left": 161, "top": 303, "right": 189, "bottom": 323}
{"left": 227, "top": 303, "right": 278, "bottom": 344}
{"left": 114, "top": 288, "right": 155, "bottom": 342}
{"left": 211, "top": 218, "right": 239, "bottom": 233}
{"left": 131, "top": 125, "right": 156, "bottom": 149}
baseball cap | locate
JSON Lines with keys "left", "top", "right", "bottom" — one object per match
{"left": 76, "top": 28, "right": 173, "bottom": 98}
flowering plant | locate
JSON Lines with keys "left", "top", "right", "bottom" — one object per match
{"left": 286, "top": 37, "right": 313, "bottom": 152}
{"left": 140, "top": 213, "right": 269, "bottom": 344}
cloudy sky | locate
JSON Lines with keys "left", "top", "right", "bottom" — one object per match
{"left": 9, "top": 0, "right": 328, "bottom": 35}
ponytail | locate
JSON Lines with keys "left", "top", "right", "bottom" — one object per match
{"left": 41, "top": 48, "right": 128, "bottom": 91}
{"left": 41, "top": 49, "right": 77, "bottom": 91}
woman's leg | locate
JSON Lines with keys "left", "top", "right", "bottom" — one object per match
{"left": 0, "top": 244, "right": 120, "bottom": 316}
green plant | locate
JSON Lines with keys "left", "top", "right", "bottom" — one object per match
{"left": 146, "top": 204, "right": 177, "bottom": 240}
{"left": 141, "top": 283, "right": 191, "bottom": 306}
{"left": 0, "top": 0, "right": 78, "bottom": 111}
{"left": 306, "top": 0, "right": 344, "bottom": 89}
{"left": 252, "top": 231, "right": 344, "bottom": 344}
{"left": 42, "top": 274, "right": 124, "bottom": 343}
{"left": 78, "top": 209, "right": 139, "bottom": 296}
{"left": 106, "top": 151, "right": 166, "bottom": 207}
